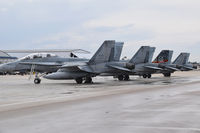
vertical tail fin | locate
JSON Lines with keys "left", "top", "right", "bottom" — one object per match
{"left": 152, "top": 50, "right": 173, "bottom": 64}
{"left": 109, "top": 42, "right": 124, "bottom": 61}
{"left": 148, "top": 47, "right": 156, "bottom": 63}
{"left": 89, "top": 40, "right": 115, "bottom": 64}
{"left": 129, "top": 46, "right": 155, "bottom": 64}
{"left": 173, "top": 53, "right": 190, "bottom": 65}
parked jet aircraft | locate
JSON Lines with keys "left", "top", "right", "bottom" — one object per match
{"left": 101, "top": 46, "right": 163, "bottom": 80}
{"left": 152, "top": 50, "right": 179, "bottom": 77}
{"left": 173, "top": 53, "right": 197, "bottom": 71}
{"left": 44, "top": 40, "right": 121, "bottom": 84}
{"left": 0, "top": 53, "right": 89, "bottom": 83}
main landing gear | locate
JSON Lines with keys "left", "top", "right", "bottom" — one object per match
{"left": 84, "top": 77, "right": 92, "bottom": 83}
{"left": 142, "top": 74, "right": 152, "bottom": 79}
{"left": 163, "top": 73, "right": 171, "bottom": 77}
{"left": 117, "top": 75, "right": 130, "bottom": 81}
{"left": 75, "top": 77, "right": 93, "bottom": 84}
{"left": 75, "top": 78, "right": 83, "bottom": 84}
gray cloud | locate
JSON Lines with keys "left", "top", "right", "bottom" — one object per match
{"left": 0, "top": 0, "right": 200, "bottom": 61}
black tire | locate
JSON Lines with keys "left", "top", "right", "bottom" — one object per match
{"left": 118, "top": 75, "right": 124, "bottom": 81}
{"left": 85, "top": 77, "right": 92, "bottom": 83}
{"left": 163, "top": 73, "right": 171, "bottom": 77}
{"left": 147, "top": 74, "right": 151, "bottom": 78}
{"left": 124, "top": 75, "right": 130, "bottom": 81}
{"left": 34, "top": 78, "right": 41, "bottom": 84}
{"left": 143, "top": 74, "right": 147, "bottom": 78}
{"left": 75, "top": 78, "right": 83, "bottom": 84}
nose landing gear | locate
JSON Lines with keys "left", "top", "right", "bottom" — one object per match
{"left": 163, "top": 73, "right": 171, "bottom": 77}
{"left": 34, "top": 78, "right": 41, "bottom": 84}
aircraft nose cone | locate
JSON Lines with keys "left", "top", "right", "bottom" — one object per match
{"left": 0, "top": 64, "right": 7, "bottom": 72}
{"left": 0, "top": 63, "right": 16, "bottom": 73}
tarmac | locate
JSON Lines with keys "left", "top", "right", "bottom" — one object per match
{"left": 0, "top": 71, "right": 200, "bottom": 133}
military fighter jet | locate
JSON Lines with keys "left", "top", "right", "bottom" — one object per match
{"left": 152, "top": 50, "right": 179, "bottom": 77}
{"left": 44, "top": 40, "right": 122, "bottom": 84}
{"left": 0, "top": 53, "right": 89, "bottom": 83}
{"left": 100, "top": 46, "right": 163, "bottom": 80}
{"left": 173, "top": 53, "right": 197, "bottom": 71}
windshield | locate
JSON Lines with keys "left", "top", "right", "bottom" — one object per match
{"left": 19, "top": 53, "right": 58, "bottom": 60}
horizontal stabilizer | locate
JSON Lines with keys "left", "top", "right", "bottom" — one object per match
{"left": 19, "top": 62, "right": 62, "bottom": 67}
{"left": 165, "top": 66, "right": 180, "bottom": 71}
{"left": 59, "top": 62, "right": 96, "bottom": 73}
{"left": 107, "top": 65, "right": 132, "bottom": 72}
{"left": 144, "top": 66, "right": 163, "bottom": 70}
{"left": 182, "top": 66, "right": 194, "bottom": 70}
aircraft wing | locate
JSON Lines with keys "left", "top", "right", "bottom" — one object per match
{"left": 19, "top": 62, "right": 63, "bottom": 67}
{"left": 60, "top": 62, "right": 97, "bottom": 73}
{"left": 77, "top": 66, "right": 95, "bottom": 73}
{"left": 144, "top": 66, "right": 163, "bottom": 70}
{"left": 107, "top": 65, "right": 132, "bottom": 72}
{"left": 165, "top": 66, "right": 180, "bottom": 71}
{"left": 60, "top": 62, "right": 88, "bottom": 68}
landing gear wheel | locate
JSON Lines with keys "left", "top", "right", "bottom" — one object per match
{"left": 75, "top": 78, "right": 83, "bottom": 84}
{"left": 34, "top": 78, "right": 41, "bottom": 84}
{"left": 118, "top": 75, "right": 124, "bottom": 81}
{"left": 124, "top": 75, "right": 130, "bottom": 81}
{"left": 147, "top": 74, "right": 152, "bottom": 78}
{"left": 163, "top": 73, "right": 171, "bottom": 77}
{"left": 85, "top": 77, "right": 93, "bottom": 84}
{"left": 143, "top": 74, "right": 147, "bottom": 78}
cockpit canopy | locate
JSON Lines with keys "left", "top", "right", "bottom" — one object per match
{"left": 19, "top": 53, "right": 58, "bottom": 60}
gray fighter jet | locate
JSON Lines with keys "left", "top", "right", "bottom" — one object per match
{"left": 0, "top": 53, "right": 89, "bottom": 83}
{"left": 44, "top": 40, "right": 122, "bottom": 84}
{"left": 100, "top": 46, "right": 163, "bottom": 80}
{"left": 173, "top": 53, "right": 197, "bottom": 71}
{"left": 152, "top": 50, "right": 179, "bottom": 77}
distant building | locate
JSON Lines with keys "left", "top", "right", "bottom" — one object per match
{"left": 0, "top": 51, "right": 17, "bottom": 64}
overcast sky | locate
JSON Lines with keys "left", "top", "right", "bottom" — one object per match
{"left": 0, "top": 0, "right": 200, "bottom": 61}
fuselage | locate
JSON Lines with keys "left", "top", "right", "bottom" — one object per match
{"left": 0, "top": 56, "right": 88, "bottom": 74}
